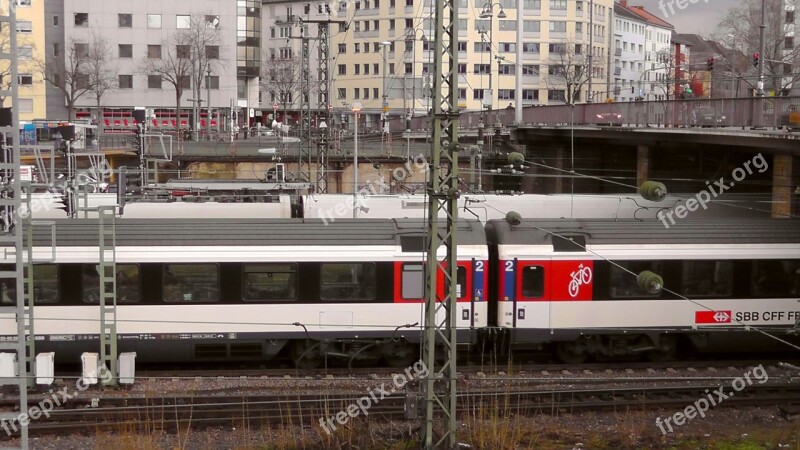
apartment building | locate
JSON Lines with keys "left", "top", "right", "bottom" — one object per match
{"left": 43, "top": 0, "right": 261, "bottom": 125}
{"left": 263, "top": 0, "right": 613, "bottom": 129}
{"left": 11, "top": 0, "right": 47, "bottom": 121}
{"left": 612, "top": 0, "right": 672, "bottom": 102}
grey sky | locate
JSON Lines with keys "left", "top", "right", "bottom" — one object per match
{"left": 629, "top": 0, "right": 740, "bottom": 36}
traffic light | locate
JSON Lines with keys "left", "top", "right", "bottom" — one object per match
{"left": 753, "top": 52, "right": 759, "bottom": 67}
{"left": 707, "top": 57, "right": 714, "bottom": 71}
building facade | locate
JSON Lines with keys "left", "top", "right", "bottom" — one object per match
{"left": 263, "top": 0, "right": 614, "bottom": 129}
{"left": 43, "top": 0, "right": 260, "bottom": 126}
{"left": 12, "top": 0, "right": 47, "bottom": 121}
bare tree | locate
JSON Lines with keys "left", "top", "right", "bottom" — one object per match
{"left": 85, "top": 33, "right": 117, "bottom": 137}
{"left": 260, "top": 54, "right": 303, "bottom": 124}
{"left": 37, "top": 38, "right": 92, "bottom": 120}
{"left": 543, "top": 40, "right": 594, "bottom": 105}
{"left": 715, "top": 0, "right": 800, "bottom": 96}
{"left": 142, "top": 14, "right": 221, "bottom": 136}
{"left": 142, "top": 39, "right": 191, "bottom": 131}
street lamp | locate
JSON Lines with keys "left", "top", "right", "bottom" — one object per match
{"left": 479, "top": 2, "right": 506, "bottom": 112}
{"left": 351, "top": 101, "right": 362, "bottom": 218}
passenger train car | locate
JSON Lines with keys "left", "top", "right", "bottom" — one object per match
{"left": 0, "top": 219, "right": 488, "bottom": 368}
{"left": 0, "top": 217, "right": 797, "bottom": 366}
{"left": 486, "top": 218, "right": 800, "bottom": 362}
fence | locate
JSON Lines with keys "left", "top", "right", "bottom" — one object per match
{"left": 388, "top": 96, "right": 800, "bottom": 131}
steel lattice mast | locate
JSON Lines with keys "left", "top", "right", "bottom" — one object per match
{"left": 420, "top": 0, "right": 460, "bottom": 444}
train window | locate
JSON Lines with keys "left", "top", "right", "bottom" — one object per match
{"left": 2, "top": 265, "right": 62, "bottom": 304}
{"left": 553, "top": 235, "right": 585, "bottom": 252}
{"left": 457, "top": 266, "right": 466, "bottom": 299}
{"left": 680, "top": 261, "right": 733, "bottom": 298}
{"left": 609, "top": 261, "right": 663, "bottom": 299}
{"left": 242, "top": 263, "right": 297, "bottom": 301}
{"left": 0, "top": 264, "right": 15, "bottom": 304}
{"left": 163, "top": 264, "right": 219, "bottom": 302}
{"left": 752, "top": 260, "right": 800, "bottom": 297}
{"left": 81, "top": 264, "right": 140, "bottom": 303}
{"left": 521, "top": 266, "right": 544, "bottom": 298}
{"left": 320, "top": 263, "right": 376, "bottom": 301}
{"left": 401, "top": 264, "right": 424, "bottom": 299}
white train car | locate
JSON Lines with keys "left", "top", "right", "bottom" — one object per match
{"left": 0, "top": 219, "right": 488, "bottom": 368}
{"left": 304, "top": 193, "right": 761, "bottom": 224}
{"left": 485, "top": 218, "right": 800, "bottom": 362}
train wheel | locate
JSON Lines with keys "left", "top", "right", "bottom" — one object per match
{"left": 645, "top": 336, "right": 677, "bottom": 362}
{"left": 292, "top": 340, "right": 324, "bottom": 369}
{"left": 381, "top": 340, "right": 419, "bottom": 368}
{"left": 555, "top": 342, "right": 588, "bottom": 364}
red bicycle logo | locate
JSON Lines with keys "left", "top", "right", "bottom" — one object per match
{"left": 568, "top": 264, "right": 592, "bottom": 297}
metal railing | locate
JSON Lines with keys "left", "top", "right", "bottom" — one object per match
{"left": 388, "top": 96, "right": 800, "bottom": 131}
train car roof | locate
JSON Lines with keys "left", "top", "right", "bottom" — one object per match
{"left": 26, "top": 218, "right": 487, "bottom": 247}
{"left": 485, "top": 218, "right": 800, "bottom": 246}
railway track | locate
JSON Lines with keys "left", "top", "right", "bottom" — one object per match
{"left": 1, "top": 382, "right": 798, "bottom": 438}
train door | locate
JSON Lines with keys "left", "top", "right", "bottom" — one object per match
{"left": 512, "top": 260, "right": 552, "bottom": 330}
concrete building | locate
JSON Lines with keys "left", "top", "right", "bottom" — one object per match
{"left": 44, "top": 0, "right": 261, "bottom": 126}
{"left": 11, "top": 0, "right": 47, "bottom": 121}
{"left": 262, "top": 0, "right": 614, "bottom": 129}
{"left": 612, "top": 0, "right": 672, "bottom": 102}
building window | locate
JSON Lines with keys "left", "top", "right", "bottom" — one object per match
{"left": 786, "top": 37, "right": 795, "bottom": 50}
{"left": 522, "top": 64, "right": 539, "bottom": 75}
{"left": 458, "top": 88, "right": 466, "bottom": 100}
{"left": 206, "top": 46, "right": 219, "bottom": 59}
{"left": 473, "top": 64, "right": 490, "bottom": 74}
{"left": 147, "top": 45, "right": 162, "bottom": 59}
{"left": 373, "top": 87, "right": 379, "bottom": 98}
{"left": 373, "top": 63, "right": 379, "bottom": 74}
{"left": 499, "top": 64, "right": 515, "bottom": 75}
{"left": 354, "top": 88, "right": 360, "bottom": 99}
{"left": 549, "top": 43, "right": 567, "bottom": 54}
{"left": 523, "top": 20, "right": 541, "bottom": 32}
{"left": 458, "top": 63, "right": 467, "bottom": 74}
{"left": 499, "top": 20, "right": 516, "bottom": 31}
{"left": 373, "top": 42, "right": 381, "bottom": 52}
{"left": 205, "top": 15, "right": 220, "bottom": 29}
{"left": 523, "top": 0, "right": 541, "bottom": 8}
{"left": 338, "top": 43, "right": 346, "bottom": 54}
{"left": 473, "top": 89, "right": 486, "bottom": 100}
{"left": 522, "top": 42, "right": 539, "bottom": 53}
{"left": 364, "top": 64, "right": 370, "bottom": 75}
{"left": 176, "top": 15, "right": 190, "bottom": 29}
{"left": 405, "top": 62, "right": 412, "bottom": 74}
{"left": 119, "top": 75, "right": 133, "bottom": 89}
{"left": 550, "top": 0, "right": 567, "bottom": 9}
{"left": 176, "top": 45, "right": 190, "bottom": 59}
{"left": 147, "top": 75, "right": 162, "bottom": 89}
{"left": 548, "top": 64, "right": 565, "bottom": 76}
{"left": 363, "top": 87, "right": 370, "bottom": 98}
{"left": 242, "top": 264, "right": 297, "bottom": 301}
{"left": 355, "top": 43, "right": 360, "bottom": 53}
{"left": 15, "top": 0, "right": 31, "bottom": 6}
{"left": 118, "top": 44, "right": 132, "bottom": 58}
{"left": 205, "top": 76, "right": 219, "bottom": 89}
{"left": 52, "top": 43, "right": 59, "bottom": 57}
{"left": 786, "top": 10, "right": 795, "bottom": 23}
{"left": 163, "top": 264, "right": 219, "bottom": 303}
{"left": 549, "top": 21, "right": 567, "bottom": 32}
{"left": 74, "top": 13, "right": 88, "bottom": 27}
{"left": 16, "top": 21, "right": 32, "bottom": 33}
{"left": 474, "top": 42, "right": 491, "bottom": 52}
{"left": 500, "top": 42, "right": 516, "bottom": 52}
{"left": 147, "top": 14, "right": 162, "bottom": 29}
{"left": 405, "top": 18, "right": 413, "bottom": 28}
{"left": 118, "top": 13, "right": 132, "bottom": 28}
{"left": 389, "top": 63, "right": 395, "bottom": 73}
{"left": 498, "top": 89, "right": 515, "bottom": 100}
{"left": 458, "top": 41, "right": 467, "bottom": 52}
{"left": 73, "top": 43, "right": 88, "bottom": 58}
{"left": 320, "top": 263, "right": 376, "bottom": 301}
{"left": 355, "top": 65, "right": 360, "bottom": 75}
{"left": 338, "top": 87, "right": 346, "bottom": 99}
{"left": 52, "top": 15, "right": 59, "bottom": 27}
{"left": 522, "top": 89, "right": 538, "bottom": 100}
